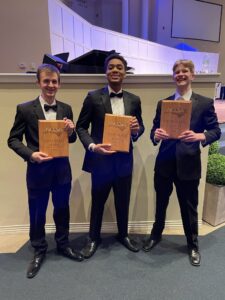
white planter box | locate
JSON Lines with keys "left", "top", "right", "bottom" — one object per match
{"left": 203, "top": 183, "right": 225, "bottom": 226}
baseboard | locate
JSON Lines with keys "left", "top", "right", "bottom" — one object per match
{"left": 0, "top": 220, "right": 203, "bottom": 235}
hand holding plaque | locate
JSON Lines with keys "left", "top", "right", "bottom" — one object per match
{"left": 103, "top": 114, "right": 132, "bottom": 152}
{"left": 160, "top": 100, "right": 192, "bottom": 139}
{"left": 39, "top": 120, "right": 69, "bottom": 157}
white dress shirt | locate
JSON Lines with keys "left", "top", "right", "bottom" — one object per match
{"left": 174, "top": 89, "right": 192, "bottom": 101}
{"left": 39, "top": 96, "right": 57, "bottom": 120}
{"left": 108, "top": 86, "right": 125, "bottom": 116}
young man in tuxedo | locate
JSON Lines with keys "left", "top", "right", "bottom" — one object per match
{"left": 143, "top": 59, "right": 221, "bottom": 266}
{"left": 8, "top": 64, "right": 83, "bottom": 279}
{"left": 76, "top": 53, "right": 145, "bottom": 258}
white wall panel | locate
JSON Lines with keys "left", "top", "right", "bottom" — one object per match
{"left": 62, "top": 9, "right": 74, "bottom": 41}
{"left": 138, "top": 59, "right": 149, "bottom": 73}
{"left": 63, "top": 39, "right": 75, "bottom": 60}
{"left": 48, "top": 0, "right": 219, "bottom": 74}
{"left": 83, "top": 24, "right": 92, "bottom": 49}
{"left": 91, "top": 28, "right": 106, "bottom": 50}
{"left": 48, "top": 0, "right": 62, "bottom": 35}
{"left": 128, "top": 39, "right": 138, "bottom": 57}
{"left": 126, "top": 57, "right": 140, "bottom": 73}
{"left": 75, "top": 45, "right": 84, "bottom": 58}
{"left": 74, "top": 17, "right": 84, "bottom": 44}
{"left": 117, "top": 36, "right": 129, "bottom": 55}
{"left": 139, "top": 42, "right": 148, "bottom": 58}
{"left": 84, "top": 46, "right": 92, "bottom": 53}
{"left": 166, "top": 48, "right": 182, "bottom": 65}
{"left": 149, "top": 61, "right": 162, "bottom": 74}
{"left": 50, "top": 34, "right": 64, "bottom": 55}
{"left": 105, "top": 33, "right": 118, "bottom": 51}
{"left": 148, "top": 44, "right": 160, "bottom": 61}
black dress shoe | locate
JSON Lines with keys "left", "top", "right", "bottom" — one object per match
{"left": 117, "top": 236, "right": 139, "bottom": 252}
{"left": 188, "top": 249, "right": 201, "bottom": 266}
{"left": 57, "top": 247, "right": 84, "bottom": 262}
{"left": 26, "top": 253, "right": 45, "bottom": 279}
{"left": 142, "top": 237, "right": 161, "bottom": 252}
{"left": 81, "top": 240, "right": 99, "bottom": 259}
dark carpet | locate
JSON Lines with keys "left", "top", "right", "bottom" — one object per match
{"left": 1, "top": 228, "right": 225, "bottom": 300}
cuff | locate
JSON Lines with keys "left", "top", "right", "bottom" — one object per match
{"left": 88, "top": 143, "right": 96, "bottom": 152}
{"left": 131, "top": 133, "right": 138, "bottom": 138}
{"left": 201, "top": 134, "right": 207, "bottom": 146}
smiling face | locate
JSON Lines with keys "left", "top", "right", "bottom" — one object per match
{"left": 173, "top": 63, "right": 195, "bottom": 92}
{"left": 38, "top": 70, "right": 60, "bottom": 104}
{"left": 106, "top": 58, "right": 126, "bottom": 91}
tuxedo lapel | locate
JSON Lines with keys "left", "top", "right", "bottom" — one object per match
{"left": 123, "top": 92, "right": 131, "bottom": 115}
{"left": 168, "top": 94, "right": 175, "bottom": 100}
{"left": 33, "top": 98, "right": 45, "bottom": 120}
{"left": 56, "top": 101, "right": 64, "bottom": 120}
{"left": 190, "top": 92, "right": 199, "bottom": 122}
{"left": 101, "top": 87, "right": 112, "bottom": 114}
{"left": 190, "top": 92, "right": 199, "bottom": 109}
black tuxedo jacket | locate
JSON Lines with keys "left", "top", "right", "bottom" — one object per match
{"left": 76, "top": 86, "right": 144, "bottom": 176}
{"left": 150, "top": 92, "right": 221, "bottom": 180}
{"left": 8, "top": 98, "right": 76, "bottom": 188}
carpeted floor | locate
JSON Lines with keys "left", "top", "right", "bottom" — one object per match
{"left": 1, "top": 228, "right": 225, "bottom": 300}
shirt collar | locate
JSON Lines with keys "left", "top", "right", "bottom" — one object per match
{"left": 108, "top": 86, "right": 123, "bottom": 95}
{"left": 175, "top": 89, "right": 192, "bottom": 100}
{"left": 39, "top": 95, "right": 56, "bottom": 106}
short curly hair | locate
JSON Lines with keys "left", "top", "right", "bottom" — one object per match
{"left": 104, "top": 53, "right": 128, "bottom": 72}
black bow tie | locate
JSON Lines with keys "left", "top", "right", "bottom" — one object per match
{"left": 109, "top": 92, "right": 123, "bottom": 98}
{"left": 44, "top": 104, "right": 57, "bottom": 112}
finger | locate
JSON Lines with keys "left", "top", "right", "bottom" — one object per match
{"left": 181, "top": 137, "right": 193, "bottom": 142}
{"left": 102, "top": 146, "right": 112, "bottom": 151}
{"left": 178, "top": 134, "right": 185, "bottom": 139}
{"left": 39, "top": 152, "right": 50, "bottom": 157}
{"left": 40, "top": 156, "right": 53, "bottom": 162}
{"left": 100, "top": 143, "right": 112, "bottom": 148}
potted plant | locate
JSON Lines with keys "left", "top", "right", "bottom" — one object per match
{"left": 203, "top": 141, "right": 225, "bottom": 226}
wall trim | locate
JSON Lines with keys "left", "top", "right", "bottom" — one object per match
{"left": 0, "top": 73, "right": 221, "bottom": 84}
{"left": 0, "top": 220, "right": 203, "bottom": 235}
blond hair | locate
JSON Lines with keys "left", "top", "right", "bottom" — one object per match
{"left": 172, "top": 59, "right": 195, "bottom": 74}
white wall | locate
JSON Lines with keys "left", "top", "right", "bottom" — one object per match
{"left": 0, "top": 0, "right": 51, "bottom": 73}
{"left": 0, "top": 0, "right": 220, "bottom": 75}
{"left": 0, "top": 73, "right": 217, "bottom": 233}
{"left": 154, "top": 0, "right": 225, "bottom": 78}
{"left": 49, "top": 0, "right": 219, "bottom": 74}
{"left": 60, "top": 0, "right": 225, "bottom": 81}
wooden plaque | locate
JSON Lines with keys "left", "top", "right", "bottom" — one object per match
{"left": 160, "top": 100, "right": 192, "bottom": 139}
{"left": 38, "top": 120, "right": 69, "bottom": 157}
{"left": 103, "top": 114, "right": 132, "bottom": 152}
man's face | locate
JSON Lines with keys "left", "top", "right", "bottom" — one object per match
{"left": 173, "top": 64, "right": 194, "bottom": 89}
{"left": 38, "top": 71, "right": 60, "bottom": 103}
{"left": 106, "top": 58, "right": 126, "bottom": 87}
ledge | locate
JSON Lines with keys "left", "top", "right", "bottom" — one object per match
{"left": 0, "top": 73, "right": 221, "bottom": 84}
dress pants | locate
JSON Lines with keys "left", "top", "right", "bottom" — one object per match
{"left": 89, "top": 172, "right": 132, "bottom": 241}
{"left": 151, "top": 172, "right": 199, "bottom": 250}
{"left": 28, "top": 182, "right": 71, "bottom": 254}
